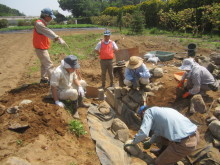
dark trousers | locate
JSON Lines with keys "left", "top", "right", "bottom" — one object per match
{"left": 100, "top": 59, "right": 113, "bottom": 87}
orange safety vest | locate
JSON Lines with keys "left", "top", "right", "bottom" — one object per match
{"left": 33, "top": 19, "right": 50, "bottom": 49}
{"left": 100, "top": 40, "right": 114, "bottom": 60}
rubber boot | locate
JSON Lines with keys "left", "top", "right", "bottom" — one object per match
{"left": 150, "top": 145, "right": 167, "bottom": 156}
{"left": 78, "top": 95, "right": 89, "bottom": 108}
{"left": 139, "top": 83, "right": 147, "bottom": 91}
{"left": 72, "top": 100, "right": 79, "bottom": 119}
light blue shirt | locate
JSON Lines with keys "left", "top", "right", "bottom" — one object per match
{"left": 133, "top": 107, "right": 197, "bottom": 144}
{"left": 124, "top": 64, "right": 151, "bottom": 81}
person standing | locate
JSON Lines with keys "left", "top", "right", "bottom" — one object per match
{"left": 50, "top": 55, "right": 87, "bottom": 119}
{"left": 33, "top": 8, "right": 66, "bottom": 83}
{"left": 95, "top": 30, "right": 118, "bottom": 88}
{"left": 126, "top": 105, "right": 199, "bottom": 165}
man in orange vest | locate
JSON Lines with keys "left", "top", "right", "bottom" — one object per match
{"left": 95, "top": 30, "right": 118, "bottom": 88}
{"left": 33, "top": 8, "right": 66, "bottom": 84}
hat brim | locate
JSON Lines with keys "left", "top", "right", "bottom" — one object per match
{"left": 71, "top": 63, "right": 80, "bottom": 69}
{"left": 125, "top": 59, "right": 143, "bottom": 69}
{"left": 50, "top": 15, "right": 56, "bottom": 19}
{"left": 178, "top": 65, "right": 191, "bottom": 70}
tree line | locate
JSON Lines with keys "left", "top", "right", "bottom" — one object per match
{"left": 0, "top": 4, "right": 24, "bottom": 16}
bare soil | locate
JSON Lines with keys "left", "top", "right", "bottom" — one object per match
{"left": 0, "top": 29, "right": 219, "bottom": 165}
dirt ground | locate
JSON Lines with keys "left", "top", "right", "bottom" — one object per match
{"left": 0, "top": 29, "right": 219, "bottom": 165}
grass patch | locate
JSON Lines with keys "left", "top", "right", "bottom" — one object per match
{"left": 27, "top": 58, "right": 40, "bottom": 78}
{"left": 69, "top": 120, "right": 87, "bottom": 137}
{"left": 49, "top": 33, "right": 101, "bottom": 61}
{"left": 0, "top": 24, "right": 98, "bottom": 32}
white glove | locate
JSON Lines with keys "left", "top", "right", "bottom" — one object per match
{"left": 55, "top": 100, "right": 65, "bottom": 108}
{"left": 58, "top": 37, "right": 66, "bottom": 45}
{"left": 78, "top": 86, "right": 85, "bottom": 97}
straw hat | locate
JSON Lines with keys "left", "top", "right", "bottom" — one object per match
{"left": 126, "top": 56, "right": 143, "bottom": 69}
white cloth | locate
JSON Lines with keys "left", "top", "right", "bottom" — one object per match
{"left": 55, "top": 100, "right": 65, "bottom": 108}
{"left": 58, "top": 38, "right": 66, "bottom": 45}
{"left": 78, "top": 86, "right": 85, "bottom": 97}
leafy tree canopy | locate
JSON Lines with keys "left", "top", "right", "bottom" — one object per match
{"left": 0, "top": 4, "right": 25, "bottom": 16}
{"left": 58, "top": 0, "right": 144, "bottom": 17}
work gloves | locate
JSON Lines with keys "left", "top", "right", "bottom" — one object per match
{"left": 58, "top": 37, "right": 66, "bottom": 45}
{"left": 177, "top": 81, "right": 184, "bottom": 88}
{"left": 142, "top": 140, "right": 152, "bottom": 149}
{"left": 78, "top": 86, "right": 85, "bottom": 97}
{"left": 182, "top": 92, "right": 190, "bottom": 98}
{"left": 55, "top": 100, "right": 65, "bottom": 108}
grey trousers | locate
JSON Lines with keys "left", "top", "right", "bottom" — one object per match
{"left": 100, "top": 59, "right": 113, "bottom": 86}
{"left": 35, "top": 48, "right": 54, "bottom": 80}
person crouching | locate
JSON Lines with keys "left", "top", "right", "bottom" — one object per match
{"left": 50, "top": 55, "right": 86, "bottom": 119}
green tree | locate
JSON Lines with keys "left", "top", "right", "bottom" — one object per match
{"left": 54, "top": 10, "right": 67, "bottom": 23}
{"left": 0, "top": 4, "right": 25, "bottom": 16}
{"left": 158, "top": 9, "right": 178, "bottom": 32}
{"left": 117, "top": 10, "right": 123, "bottom": 31}
{"left": 130, "top": 9, "right": 145, "bottom": 34}
{"left": 140, "top": 0, "right": 164, "bottom": 27}
{"left": 168, "top": 0, "right": 219, "bottom": 11}
{"left": 0, "top": 19, "right": 8, "bottom": 28}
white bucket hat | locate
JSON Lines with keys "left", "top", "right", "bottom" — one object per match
{"left": 126, "top": 56, "right": 143, "bottom": 69}
{"left": 179, "top": 58, "right": 195, "bottom": 70}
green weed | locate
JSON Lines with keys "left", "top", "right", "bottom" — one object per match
{"left": 69, "top": 120, "right": 87, "bottom": 137}
{"left": 16, "top": 139, "right": 23, "bottom": 146}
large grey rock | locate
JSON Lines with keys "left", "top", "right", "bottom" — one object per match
{"left": 98, "top": 101, "right": 111, "bottom": 115}
{"left": 111, "top": 118, "right": 129, "bottom": 132}
{"left": 7, "top": 106, "right": 19, "bottom": 114}
{"left": 122, "top": 95, "right": 139, "bottom": 110}
{"left": 210, "top": 54, "right": 220, "bottom": 65}
{"left": 190, "top": 95, "right": 207, "bottom": 114}
{"left": 213, "top": 138, "right": 220, "bottom": 148}
{"left": 8, "top": 121, "right": 29, "bottom": 130}
{"left": 128, "top": 89, "right": 143, "bottom": 103}
{"left": 124, "top": 140, "right": 144, "bottom": 158}
{"left": 2, "top": 156, "right": 31, "bottom": 165}
{"left": 152, "top": 68, "right": 163, "bottom": 78}
{"left": 214, "top": 106, "right": 220, "bottom": 117}
{"left": 208, "top": 120, "right": 220, "bottom": 140}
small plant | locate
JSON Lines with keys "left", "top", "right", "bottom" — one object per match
{"left": 16, "top": 139, "right": 23, "bottom": 146}
{"left": 69, "top": 163, "right": 77, "bottom": 165}
{"left": 69, "top": 120, "right": 87, "bottom": 137}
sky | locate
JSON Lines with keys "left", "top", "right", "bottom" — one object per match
{"left": 0, "top": 0, "right": 71, "bottom": 16}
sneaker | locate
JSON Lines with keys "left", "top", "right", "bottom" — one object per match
{"left": 98, "top": 86, "right": 105, "bottom": 89}
{"left": 73, "top": 111, "right": 80, "bottom": 119}
{"left": 40, "top": 79, "right": 49, "bottom": 84}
